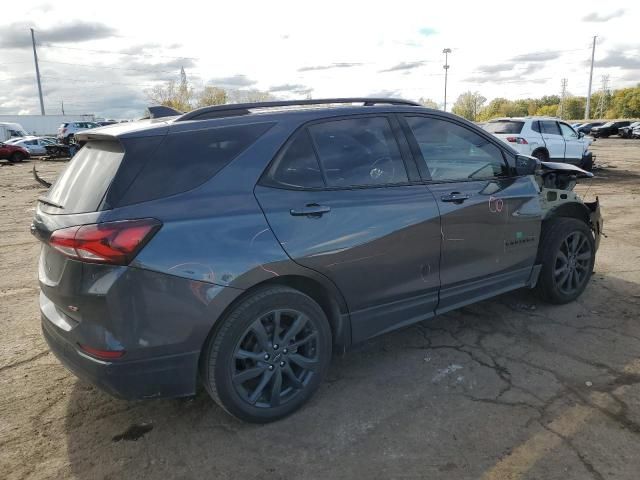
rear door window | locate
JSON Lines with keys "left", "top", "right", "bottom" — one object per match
{"left": 264, "top": 130, "right": 324, "bottom": 189}
{"left": 42, "top": 141, "right": 124, "bottom": 214}
{"left": 307, "top": 117, "right": 408, "bottom": 187}
{"left": 541, "top": 121, "right": 561, "bottom": 135}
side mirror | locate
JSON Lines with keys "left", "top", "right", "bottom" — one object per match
{"left": 515, "top": 155, "right": 539, "bottom": 176}
{"left": 578, "top": 132, "right": 584, "bottom": 138}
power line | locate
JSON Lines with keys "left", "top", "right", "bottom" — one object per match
{"left": 40, "top": 44, "right": 199, "bottom": 61}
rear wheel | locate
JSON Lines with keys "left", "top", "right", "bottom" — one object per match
{"left": 201, "top": 286, "right": 332, "bottom": 423}
{"left": 536, "top": 218, "right": 595, "bottom": 304}
{"left": 532, "top": 149, "right": 549, "bottom": 162}
{"left": 9, "top": 152, "right": 25, "bottom": 163}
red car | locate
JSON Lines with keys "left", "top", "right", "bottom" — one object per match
{"left": 0, "top": 142, "right": 30, "bottom": 163}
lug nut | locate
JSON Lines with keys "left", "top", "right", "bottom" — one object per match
{"left": 273, "top": 344, "right": 279, "bottom": 350}
{"left": 280, "top": 361, "right": 286, "bottom": 367}
{"left": 283, "top": 348, "right": 288, "bottom": 354}
{"left": 268, "top": 365, "right": 274, "bottom": 370}
{"left": 264, "top": 354, "right": 270, "bottom": 360}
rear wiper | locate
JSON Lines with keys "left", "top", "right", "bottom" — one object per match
{"left": 37, "top": 197, "right": 64, "bottom": 209}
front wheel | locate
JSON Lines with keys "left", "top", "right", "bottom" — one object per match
{"left": 201, "top": 286, "right": 332, "bottom": 423}
{"left": 9, "top": 152, "right": 25, "bottom": 163}
{"left": 535, "top": 218, "right": 595, "bottom": 304}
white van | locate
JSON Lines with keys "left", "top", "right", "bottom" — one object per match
{"left": 0, "top": 122, "right": 29, "bottom": 142}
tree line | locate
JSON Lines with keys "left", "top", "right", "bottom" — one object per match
{"left": 443, "top": 84, "right": 640, "bottom": 122}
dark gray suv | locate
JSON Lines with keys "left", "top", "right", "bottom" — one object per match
{"left": 32, "top": 98, "right": 602, "bottom": 422}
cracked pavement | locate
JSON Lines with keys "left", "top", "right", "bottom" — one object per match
{"left": 1, "top": 139, "right": 639, "bottom": 479}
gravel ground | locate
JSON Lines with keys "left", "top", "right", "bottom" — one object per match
{"left": 1, "top": 138, "right": 639, "bottom": 480}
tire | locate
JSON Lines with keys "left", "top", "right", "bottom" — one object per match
{"left": 532, "top": 149, "right": 549, "bottom": 162}
{"left": 535, "top": 218, "right": 595, "bottom": 304}
{"left": 579, "top": 153, "right": 593, "bottom": 171}
{"left": 9, "top": 152, "right": 25, "bottom": 163}
{"left": 201, "top": 286, "right": 332, "bottom": 423}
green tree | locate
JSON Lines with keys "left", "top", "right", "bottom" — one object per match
{"left": 197, "top": 86, "right": 228, "bottom": 107}
{"left": 478, "top": 97, "right": 510, "bottom": 120}
{"left": 562, "top": 97, "right": 586, "bottom": 120}
{"left": 452, "top": 91, "right": 486, "bottom": 121}
{"left": 536, "top": 104, "right": 558, "bottom": 117}
{"left": 608, "top": 86, "right": 640, "bottom": 118}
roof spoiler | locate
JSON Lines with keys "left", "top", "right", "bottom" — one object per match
{"left": 142, "top": 105, "right": 183, "bottom": 119}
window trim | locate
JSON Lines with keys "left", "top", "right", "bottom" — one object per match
{"left": 259, "top": 113, "right": 415, "bottom": 191}
{"left": 398, "top": 113, "right": 513, "bottom": 184}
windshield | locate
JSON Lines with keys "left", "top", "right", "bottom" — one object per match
{"left": 602, "top": 122, "right": 614, "bottom": 127}
{"left": 483, "top": 120, "right": 525, "bottom": 134}
{"left": 42, "top": 140, "right": 124, "bottom": 214}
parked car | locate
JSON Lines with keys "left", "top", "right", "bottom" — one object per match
{"left": 0, "top": 142, "right": 30, "bottom": 162}
{"left": 575, "top": 122, "right": 604, "bottom": 135}
{"left": 33, "top": 98, "right": 602, "bottom": 423}
{"left": 97, "top": 121, "right": 118, "bottom": 127}
{"left": 57, "top": 121, "right": 100, "bottom": 144}
{"left": 0, "top": 122, "right": 29, "bottom": 142}
{"left": 6, "top": 136, "right": 55, "bottom": 156}
{"left": 590, "top": 121, "right": 631, "bottom": 138}
{"left": 618, "top": 121, "right": 640, "bottom": 138}
{"left": 571, "top": 123, "right": 583, "bottom": 129}
{"left": 483, "top": 117, "right": 594, "bottom": 170}
{"left": 632, "top": 125, "right": 640, "bottom": 139}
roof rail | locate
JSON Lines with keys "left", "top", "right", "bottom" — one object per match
{"left": 174, "top": 98, "right": 421, "bottom": 122}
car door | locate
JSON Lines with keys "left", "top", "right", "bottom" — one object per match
{"left": 558, "top": 122, "right": 584, "bottom": 163}
{"left": 540, "top": 120, "right": 565, "bottom": 160}
{"left": 401, "top": 114, "right": 542, "bottom": 313}
{"left": 255, "top": 115, "right": 442, "bottom": 342}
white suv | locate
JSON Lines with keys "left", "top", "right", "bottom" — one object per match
{"left": 483, "top": 117, "right": 594, "bottom": 170}
{"left": 57, "top": 121, "right": 100, "bottom": 144}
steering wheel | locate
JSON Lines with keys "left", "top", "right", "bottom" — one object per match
{"left": 368, "top": 155, "right": 396, "bottom": 183}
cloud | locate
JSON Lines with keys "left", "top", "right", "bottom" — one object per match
{"left": 510, "top": 51, "right": 560, "bottom": 62}
{"left": 379, "top": 61, "right": 427, "bottom": 73}
{"left": 476, "top": 63, "right": 515, "bottom": 74}
{"left": 418, "top": 27, "right": 437, "bottom": 37}
{"left": 119, "top": 43, "right": 162, "bottom": 55}
{"left": 207, "top": 74, "right": 257, "bottom": 87}
{"left": 594, "top": 52, "right": 640, "bottom": 69}
{"left": 0, "top": 21, "right": 116, "bottom": 48}
{"left": 367, "top": 89, "right": 401, "bottom": 98}
{"left": 582, "top": 9, "right": 626, "bottom": 22}
{"left": 297, "top": 62, "right": 362, "bottom": 72}
{"left": 269, "top": 83, "right": 312, "bottom": 95}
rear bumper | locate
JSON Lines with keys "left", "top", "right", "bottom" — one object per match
{"left": 42, "top": 314, "right": 200, "bottom": 399}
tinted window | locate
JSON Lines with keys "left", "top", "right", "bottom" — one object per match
{"left": 405, "top": 116, "right": 508, "bottom": 181}
{"left": 541, "top": 121, "right": 561, "bottom": 135}
{"left": 559, "top": 123, "right": 577, "bottom": 138}
{"left": 531, "top": 121, "right": 541, "bottom": 133}
{"left": 43, "top": 141, "right": 124, "bottom": 214}
{"left": 483, "top": 120, "right": 524, "bottom": 134}
{"left": 118, "top": 122, "right": 274, "bottom": 205}
{"left": 307, "top": 117, "right": 408, "bottom": 187}
{"left": 266, "top": 130, "right": 324, "bottom": 189}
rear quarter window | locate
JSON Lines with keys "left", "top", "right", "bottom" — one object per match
{"left": 483, "top": 121, "right": 524, "bottom": 134}
{"left": 117, "top": 122, "right": 274, "bottom": 205}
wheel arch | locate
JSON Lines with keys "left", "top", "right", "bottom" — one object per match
{"left": 531, "top": 146, "right": 549, "bottom": 160}
{"left": 543, "top": 201, "right": 591, "bottom": 225}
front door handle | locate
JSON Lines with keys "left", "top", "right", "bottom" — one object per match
{"left": 440, "top": 192, "right": 471, "bottom": 203}
{"left": 290, "top": 204, "right": 331, "bottom": 217}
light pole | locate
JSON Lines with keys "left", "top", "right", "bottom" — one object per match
{"left": 442, "top": 48, "right": 451, "bottom": 112}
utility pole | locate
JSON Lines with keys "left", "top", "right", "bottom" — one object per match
{"left": 559, "top": 78, "right": 568, "bottom": 119}
{"left": 595, "top": 75, "right": 610, "bottom": 119}
{"left": 61, "top": 99, "right": 65, "bottom": 115}
{"left": 442, "top": 48, "right": 451, "bottom": 112}
{"left": 30, "top": 28, "right": 45, "bottom": 115}
{"left": 585, "top": 35, "right": 597, "bottom": 120}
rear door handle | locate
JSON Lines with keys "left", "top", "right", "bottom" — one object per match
{"left": 290, "top": 204, "right": 331, "bottom": 217}
{"left": 440, "top": 192, "right": 471, "bottom": 203}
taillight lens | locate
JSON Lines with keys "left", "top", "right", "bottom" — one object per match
{"left": 78, "top": 344, "right": 125, "bottom": 360}
{"left": 48, "top": 219, "right": 161, "bottom": 265}
{"left": 506, "top": 137, "right": 528, "bottom": 144}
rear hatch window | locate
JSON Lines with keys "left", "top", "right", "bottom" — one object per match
{"left": 483, "top": 120, "right": 525, "bottom": 134}
{"left": 41, "top": 140, "right": 124, "bottom": 214}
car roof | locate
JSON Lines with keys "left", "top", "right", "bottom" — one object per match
{"left": 77, "top": 99, "right": 472, "bottom": 141}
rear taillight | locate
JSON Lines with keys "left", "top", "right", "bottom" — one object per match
{"left": 48, "top": 219, "right": 161, "bottom": 265}
{"left": 78, "top": 344, "right": 125, "bottom": 360}
{"left": 506, "top": 137, "right": 528, "bottom": 144}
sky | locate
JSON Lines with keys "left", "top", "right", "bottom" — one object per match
{"left": 1, "top": 1, "right": 638, "bottom": 119}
